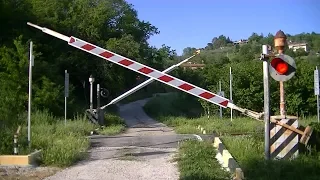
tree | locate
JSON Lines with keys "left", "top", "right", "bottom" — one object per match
{"left": 0, "top": 37, "right": 28, "bottom": 125}
{"left": 205, "top": 43, "right": 213, "bottom": 50}
{"left": 182, "top": 47, "right": 197, "bottom": 56}
{"left": 312, "top": 38, "right": 320, "bottom": 52}
{"left": 260, "top": 33, "right": 274, "bottom": 46}
{"left": 238, "top": 44, "right": 254, "bottom": 61}
{"left": 212, "top": 35, "right": 229, "bottom": 49}
{"left": 0, "top": 0, "right": 174, "bottom": 119}
{"left": 295, "top": 49, "right": 308, "bottom": 57}
{"left": 248, "top": 32, "right": 263, "bottom": 43}
{"left": 176, "top": 30, "right": 320, "bottom": 117}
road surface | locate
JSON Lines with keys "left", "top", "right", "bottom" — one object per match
{"left": 44, "top": 99, "right": 206, "bottom": 180}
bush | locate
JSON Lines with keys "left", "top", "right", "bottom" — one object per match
{"left": 97, "top": 113, "right": 126, "bottom": 135}
{"left": 306, "top": 122, "right": 320, "bottom": 153}
{"left": 104, "top": 113, "right": 125, "bottom": 126}
{"left": 31, "top": 109, "right": 57, "bottom": 125}
{"left": 143, "top": 92, "right": 203, "bottom": 118}
{"left": 0, "top": 114, "right": 28, "bottom": 155}
{"left": 0, "top": 127, "right": 17, "bottom": 154}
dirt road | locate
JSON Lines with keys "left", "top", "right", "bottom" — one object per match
{"left": 44, "top": 99, "right": 199, "bottom": 180}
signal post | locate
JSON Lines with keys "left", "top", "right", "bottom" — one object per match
{"left": 263, "top": 30, "right": 300, "bottom": 160}
{"left": 272, "top": 31, "right": 296, "bottom": 116}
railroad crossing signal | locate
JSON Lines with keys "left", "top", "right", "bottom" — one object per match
{"left": 100, "top": 88, "right": 109, "bottom": 98}
{"left": 269, "top": 54, "right": 296, "bottom": 82}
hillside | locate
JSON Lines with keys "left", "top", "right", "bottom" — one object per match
{"left": 168, "top": 32, "right": 320, "bottom": 117}
{"left": 179, "top": 32, "right": 320, "bottom": 65}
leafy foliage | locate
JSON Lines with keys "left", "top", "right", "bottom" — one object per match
{"left": 0, "top": 0, "right": 175, "bottom": 123}
{"left": 2, "top": 0, "right": 319, "bottom": 123}
{"left": 0, "top": 0, "right": 175, "bottom": 155}
{"left": 179, "top": 32, "right": 320, "bottom": 117}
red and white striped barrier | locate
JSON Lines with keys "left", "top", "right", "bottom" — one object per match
{"left": 27, "top": 22, "right": 231, "bottom": 109}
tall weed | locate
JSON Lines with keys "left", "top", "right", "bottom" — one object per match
{"left": 1, "top": 110, "right": 97, "bottom": 167}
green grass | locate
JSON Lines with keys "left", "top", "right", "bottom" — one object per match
{"left": 175, "top": 139, "right": 231, "bottom": 180}
{"left": 98, "top": 125, "right": 126, "bottom": 135}
{"left": 144, "top": 94, "right": 264, "bottom": 135}
{"left": 149, "top": 115, "right": 264, "bottom": 135}
{"left": 221, "top": 135, "right": 320, "bottom": 180}
{"left": 0, "top": 109, "right": 126, "bottom": 167}
{"left": 18, "top": 110, "right": 98, "bottom": 167}
{"left": 97, "top": 113, "right": 126, "bottom": 135}
{"left": 298, "top": 116, "right": 320, "bottom": 126}
{"left": 220, "top": 135, "right": 264, "bottom": 164}
{"left": 143, "top": 93, "right": 320, "bottom": 179}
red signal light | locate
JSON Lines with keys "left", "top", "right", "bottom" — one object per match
{"left": 269, "top": 54, "right": 296, "bottom": 82}
{"left": 271, "top": 58, "right": 289, "bottom": 75}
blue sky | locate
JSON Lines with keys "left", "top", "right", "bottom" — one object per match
{"left": 126, "top": 0, "right": 319, "bottom": 55}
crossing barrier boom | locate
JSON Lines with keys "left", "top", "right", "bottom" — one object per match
{"left": 27, "top": 22, "right": 264, "bottom": 121}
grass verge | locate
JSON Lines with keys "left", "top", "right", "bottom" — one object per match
{"left": 175, "top": 139, "right": 231, "bottom": 180}
{"left": 143, "top": 93, "right": 320, "bottom": 179}
{"left": 19, "top": 110, "right": 97, "bottom": 167}
{"left": 222, "top": 135, "right": 320, "bottom": 180}
{"left": 97, "top": 113, "right": 126, "bottom": 135}
{"left": 0, "top": 108, "right": 126, "bottom": 168}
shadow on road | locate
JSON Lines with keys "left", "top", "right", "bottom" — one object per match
{"left": 123, "top": 150, "right": 171, "bottom": 157}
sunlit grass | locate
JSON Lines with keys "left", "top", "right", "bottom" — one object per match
{"left": 175, "top": 139, "right": 231, "bottom": 180}
{"left": 143, "top": 93, "right": 320, "bottom": 179}
{"left": 1, "top": 109, "right": 126, "bottom": 167}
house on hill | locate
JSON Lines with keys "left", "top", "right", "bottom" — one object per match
{"left": 180, "top": 62, "right": 205, "bottom": 70}
{"left": 233, "top": 39, "right": 248, "bottom": 45}
{"left": 288, "top": 41, "right": 309, "bottom": 52}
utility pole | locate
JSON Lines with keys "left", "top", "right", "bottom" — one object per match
{"left": 262, "top": 45, "right": 270, "bottom": 160}
{"left": 219, "top": 80, "right": 222, "bottom": 118}
{"left": 27, "top": 41, "right": 34, "bottom": 148}
{"left": 64, "top": 70, "right": 69, "bottom": 125}
{"left": 315, "top": 66, "right": 320, "bottom": 122}
{"left": 230, "top": 67, "right": 233, "bottom": 121}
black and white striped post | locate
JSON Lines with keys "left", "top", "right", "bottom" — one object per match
{"left": 270, "top": 116, "right": 299, "bottom": 159}
{"left": 13, "top": 126, "right": 21, "bottom": 155}
{"left": 13, "top": 134, "right": 18, "bottom": 155}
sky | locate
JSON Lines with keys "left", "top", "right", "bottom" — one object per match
{"left": 126, "top": 0, "right": 320, "bottom": 55}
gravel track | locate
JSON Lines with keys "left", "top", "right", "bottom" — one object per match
{"left": 44, "top": 99, "right": 181, "bottom": 180}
